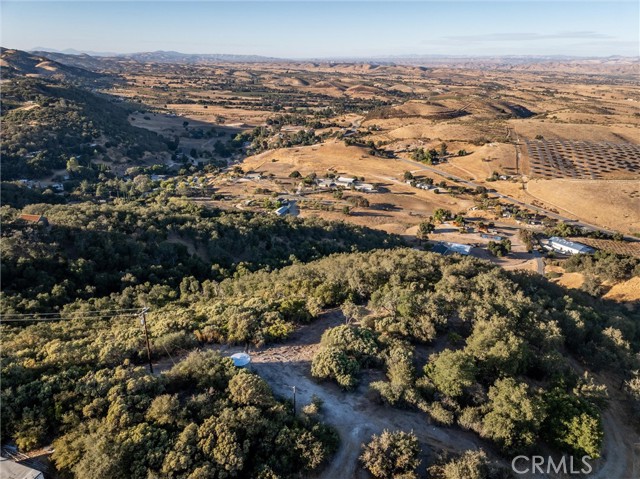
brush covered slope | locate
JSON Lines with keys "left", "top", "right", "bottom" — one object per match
{"left": 1, "top": 246, "right": 638, "bottom": 477}
{"left": 1, "top": 76, "right": 164, "bottom": 180}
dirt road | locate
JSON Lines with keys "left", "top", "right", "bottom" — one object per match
{"left": 155, "top": 311, "right": 637, "bottom": 478}
{"left": 243, "top": 312, "right": 488, "bottom": 479}
{"left": 154, "top": 312, "right": 487, "bottom": 477}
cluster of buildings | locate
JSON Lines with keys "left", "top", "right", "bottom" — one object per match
{"left": 406, "top": 180, "right": 434, "bottom": 191}
{"left": 406, "top": 180, "right": 446, "bottom": 194}
{"left": 430, "top": 234, "right": 596, "bottom": 259}
{"left": 17, "top": 180, "right": 64, "bottom": 192}
{"left": 316, "top": 177, "right": 377, "bottom": 193}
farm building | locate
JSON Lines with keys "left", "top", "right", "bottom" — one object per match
{"left": 336, "top": 176, "right": 356, "bottom": 186}
{"left": 316, "top": 179, "right": 335, "bottom": 189}
{"left": 547, "top": 237, "right": 595, "bottom": 255}
{"left": 274, "top": 206, "right": 289, "bottom": 216}
{"left": 354, "top": 183, "right": 376, "bottom": 193}
{"left": 0, "top": 457, "right": 44, "bottom": 479}
{"left": 432, "top": 242, "right": 472, "bottom": 256}
{"left": 274, "top": 200, "right": 299, "bottom": 217}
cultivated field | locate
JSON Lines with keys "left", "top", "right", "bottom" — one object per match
{"left": 523, "top": 139, "right": 640, "bottom": 179}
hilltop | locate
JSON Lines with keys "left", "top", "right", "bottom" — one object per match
{"left": 0, "top": 47, "right": 107, "bottom": 82}
{"left": 1, "top": 75, "right": 165, "bottom": 180}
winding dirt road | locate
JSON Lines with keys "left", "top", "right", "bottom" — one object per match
{"left": 155, "top": 311, "right": 637, "bottom": 478}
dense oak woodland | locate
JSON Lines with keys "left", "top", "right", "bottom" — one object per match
{"left": 1, "top": 201, "right": 402, "bottom": 314}
{"left": 2, "top": 239, "right": 638, "bottom": 476}
{"left": 50, "top": 351, "right": 338, "bottom": 479}
{"left": 302, "top": 251, "right": 635, "bottom": 459}
{"left": 1, "top": 77, "right": 164, "bottom": 179}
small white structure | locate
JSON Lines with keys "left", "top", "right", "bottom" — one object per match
{"left": 481, "top": 234, "right": 503, "bottom": 241}
{"left": 433, "top": 242, "right": 472, "bottom": 256}
{"left": 354, "top": 183, "right": 376, "bottom": 193}
{"left": 274, "top": 200, "right": 299, "bottom": 217}
{"left": 275, "top": 205, "right": 289, "bottom": 216}
{"left": 547, "top": 237, "right": 595, "bottom": 255}
{"left": 230, "top": 353, "right": 251, "bottom": 368}
{"left": 316, "top": 179, "right": 335, "bottom": 189}
{"left": 336, "top": 176, "right": 356, "bottom": 186}
{"left": 0, "top": 457, "right": 44, "bottom": 479}
{"left": 445, "top": 242, "right": 472, "bottom": 255}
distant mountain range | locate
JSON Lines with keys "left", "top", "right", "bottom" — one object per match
{"left": 16, "top": 46, "right": 640, "bottom": 76}
{"left": 31, "top": 46, "right": 120, "bottom": 57}
{"left": 30, "top": 47, "right": 639, "bottom": 63}
{"left": 30, "top": 48, "right": 282, "bottom": 63}
{"left": 125, "top": 50, "right": 282, "bottom": 63}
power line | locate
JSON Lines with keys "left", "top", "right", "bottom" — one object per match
{"left": 2, "top": 307, "right": 158, "bottom": 378}
{"left": 139, "top": 308, "right": 154, "bottom": 374}
{"left": 0, "top": 308, "right": 143, "bottom": 323}
{"left": 0, "top": 308, "right": 141, "bottom": 317}
{"left": 0, "top": 315, "right": 138, "bottom": 323}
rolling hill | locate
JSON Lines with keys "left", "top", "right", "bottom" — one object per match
{"left": 1, "top": 47, "right": 107, "bottom": 82}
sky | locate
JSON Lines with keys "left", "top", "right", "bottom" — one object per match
{"left": 1, "top": 1, "right": 638, "bottom": 58}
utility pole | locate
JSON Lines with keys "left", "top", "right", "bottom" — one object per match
{"left": 291, "top": 386, "right": 296, "bottom": 415}
{"left": 139, "top": 307, "right": 153, "bottom": 374}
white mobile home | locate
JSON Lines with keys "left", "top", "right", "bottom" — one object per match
{"left": 336, "top": 176, "right": 356, "bottom": 186}
{"left": 547, "top": 237, "right": 595, "bottom": 255}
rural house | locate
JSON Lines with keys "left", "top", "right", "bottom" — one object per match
{"left": 546, "top": 237, "right": 595, "bottom": 255}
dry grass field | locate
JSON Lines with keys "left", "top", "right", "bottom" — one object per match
{"left": 111, "top": 59, "right": 639, "bottom": 238}
{"left": 233, "top": 140, "right": 473, "bottom": 229}
{"left": 604, "top": 276, "right": 640, "bottom": 302}
{"left": 526, "top": 179, "right": 640, "bottom": 234}
{"left": 546, "top": 265, "right": 640, "bottom": 303}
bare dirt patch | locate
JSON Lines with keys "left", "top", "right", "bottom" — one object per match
{"left": 154, "top": 311, "right": 491, "bottom": 478}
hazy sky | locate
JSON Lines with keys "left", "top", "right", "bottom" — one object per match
{"left": 2, "top": 1, "right": 638, "bottom": 58}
